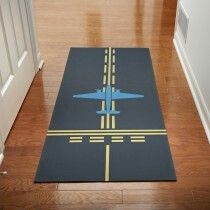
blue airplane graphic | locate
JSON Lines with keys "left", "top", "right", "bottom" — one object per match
{"left": 73, "top": 85, "right": 144, "bottom": 115}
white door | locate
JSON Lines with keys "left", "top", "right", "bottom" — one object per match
{"left": 0, "top": 0, "right": 35, "bottom": 144}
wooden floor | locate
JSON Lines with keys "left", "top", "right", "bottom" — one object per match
{"left": 1, "top": 0, "right": 210, "bottom": 209}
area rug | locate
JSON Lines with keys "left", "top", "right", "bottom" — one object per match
{"left": 35, "top": 48, "right": 176, "bottom": 182}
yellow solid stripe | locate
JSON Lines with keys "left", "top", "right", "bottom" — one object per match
{"left": 112, "top": 116, "right": 115, "bottom": 129}
{"left": 131, "top": 140, "right": 146, "bottom": 142}
{"left": 48, "top": 129, "right": 166, "bottom": 133}
{"left": 101, "top": 116, "right": 105, "bottom": 129}
{"left": 47, "top": 132, "right": 167, "bottom": 136}
{"left": 112, "top": 140, "right": 123, "bottom": 143}
{"left": 90, "top": 140, "right": 104, "bottom": 143}
{"left": 105, "top": 145, "right": 110, "bottom": 181}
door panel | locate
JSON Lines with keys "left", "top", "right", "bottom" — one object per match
{"left": 0, "top": 19, "right": 12, "bottom": 86}
{"left": 10, "top": 0, "right": 27, "bottom": 57}
{"left": 0, "top": 0, "right": 35, "bottom": 143}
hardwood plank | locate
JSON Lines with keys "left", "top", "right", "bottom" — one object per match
{"left": 122, "top": 189, "right": 192, "bottom": 204}
{"left": 58, "top": 177, "right": 210, "bottom": 191}
{"left": 1, "top": 203, "right": 196, "bottom": 210}
{"left": 0, "top": 191, "right": 122, "bottom": 206}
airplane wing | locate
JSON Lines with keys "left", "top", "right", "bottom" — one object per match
{"left": 73, "top": 91, "right": 105, "bottom": 100}
{"left": 112, "top": 91, "right": 144, "bottom": 100}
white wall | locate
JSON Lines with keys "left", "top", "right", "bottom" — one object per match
{"left": 174, "top": 0, "right": 210, "bottom": 142}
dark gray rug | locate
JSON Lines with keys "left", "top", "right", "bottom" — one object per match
{"left": 35, "top": 48, "right": 176, "bottom": 182}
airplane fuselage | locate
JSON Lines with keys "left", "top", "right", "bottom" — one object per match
{"left": 105, "top": 85, "right": 112, "bottom": 114}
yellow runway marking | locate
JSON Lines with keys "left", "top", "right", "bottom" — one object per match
{"left": 112, "top": 75, "right": 115, "bottom": 85}
{"left": 106, "top": 114, "right": 110, "bottom": 129}
{"left": 70, "top": 136, "right": 82, "bottom": 139}
{"left": 112, "top": 116, "right": 115, "bottom": 129}
{"left": 101, "top": 116, "right": 105, "bottom": 129}
{"left": 112, "top": 64, "right": 115, "bottom": 73}
{"left": 103, "top": 75, "right": 106, "bottom": 85}
{"left": 112, "top": 136, "right": 123, "bottom": 139}
{"left": 90, "top": 136, "right": 104, "bottom": 139}
{"left": 105, "top": 49, "right": 108, "bottom": 54}
{"left": 112, "top": 49, "right": 115, "bottom": 54}
{"left": 48, "top": 132, "right": 167, "bottom": 136}
{"left": 112, "top": 101, "right": 115, "bottom": 110}
{"left": 112, "top": 139, "right": 123, "bottom": 143}
{"left": 131, "top": 139, "right": 146, "bottom": 143}
{"left": 131, "top": 136, "right": 145, "bottom": 139}
{"left": 107, "top": 47, "right": 112, "bottom": 85}
{"left": 102, "top": 101, "right": 105, "bottom": 110}
{"left": 104, "top": 55, "right": 107, "bottom": 63}
{"left": 48, "top": 129, "right": 166, "bottom": 133}
{"left": 112, "top": 55, "right": 115, "bottom": 63}
{"left": 104, "top": 65, "right": 107, "bottom": 73}
{"left": 69, "top": 140, "right": 82, "bottom": 143}
{"left": 105, "top": 145, "right": 110, "bottom": 181}
{"left": 112, "top": 87, "right": 115, "bottom": 92}
{"left": 90, "top": 140, "right": 104, "bottom": 143}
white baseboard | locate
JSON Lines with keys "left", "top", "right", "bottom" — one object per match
{"left": 37, "top": 52, "right": 44, "bottom": 71}
{"left": 173, "top": 32, "right": 210, "bottom": 143}
{"left": 0, "top": 153, "right": 4, "bottom": 165}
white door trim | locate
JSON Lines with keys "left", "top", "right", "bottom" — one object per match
{"left": 25, "top": 0, "right": 44, "bottom": 72}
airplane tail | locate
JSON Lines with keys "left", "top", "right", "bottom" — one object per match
{"left": 96, "top": 110, "right": 120, "bottom": 115}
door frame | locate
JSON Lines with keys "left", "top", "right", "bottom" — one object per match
{"left": 25, "top": 0, "right": 44, "bottom": 72}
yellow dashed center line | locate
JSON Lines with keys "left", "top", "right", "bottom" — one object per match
{"left": 103, "top": 75, "right": 106, "bottom": 85}
{"left": 112, "top": 75, "right": 115, "bottom": 85}
{"left": 112, "top": 64, "right": 115, "bottom": 73}
{"left": 112, "top": 54, "right": 115, "bottom": 63}
{"left": 104, "top": 55, "right": 107, "bottom": 63}
{"left": 104, "top": 65, "right": 107, "bottom": 73}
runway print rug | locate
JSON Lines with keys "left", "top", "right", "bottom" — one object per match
{"left": 35, "top": 48, "right": 176, "bottom": 182}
